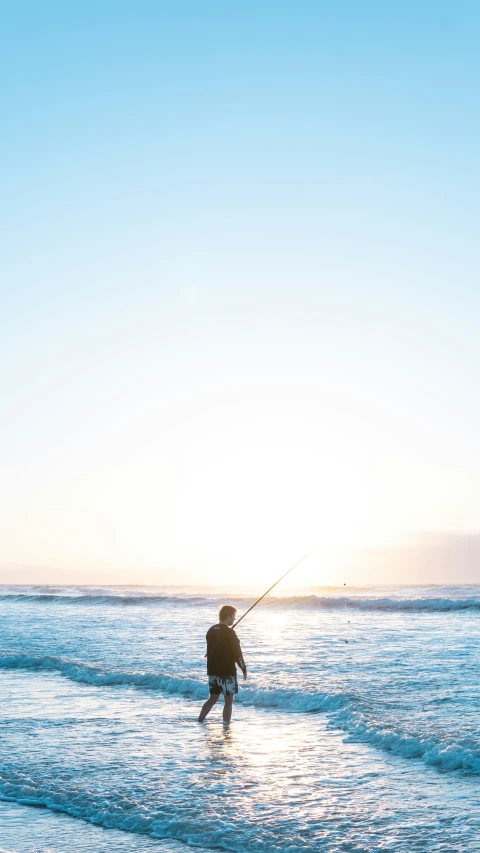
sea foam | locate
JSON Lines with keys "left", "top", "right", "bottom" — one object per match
{"left": 1, "top": 654, "right": 478, "bottom": 775}
{"left": 0, "top": 591, "right": 479, "bottom": 612}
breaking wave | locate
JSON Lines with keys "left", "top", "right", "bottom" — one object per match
{"left": 0, "top": 654, "right": 345, "bottom": 712}
{"left": 272, "top": 595, "right": 480, "bottom": 612}
{"left": 0, "top": 654, "right": 478, "bottom": 775}
{"left": 332, "top": 708, "right": 480, "bottom": 774}
{"left": 0, "top": 590, "right": 479, "bottom": 612}
{"left": 0, "top": 592, "right": 208, "bottom": 606}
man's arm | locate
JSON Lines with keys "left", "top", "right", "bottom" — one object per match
{"left": 232, "top": 630, "right": 247, "bottom": 680}
{"left": 205, "top": 629, "right": 212, "bottom": 659}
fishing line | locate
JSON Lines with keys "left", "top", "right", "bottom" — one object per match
{"left": 343, "top": 583, "right": 350, "bottom": 643}
{"left": 233, "top": 546, "right": 319, "bottom": 628}
{"left": 342, "top": 583, "right": 368, "bottom": 643}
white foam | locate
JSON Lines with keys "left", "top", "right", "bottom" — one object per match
{"left": 1, "top": 654, "right": 477, "bottom": 775}
{"left": 0, "top": 590, "right": 479, "bottom": 612}
{"left": 0, "top": 654, "right": 346, "bottom": 712}
{"left": 267, "top": 595, "right": 480, "bottom": 612}
{"left": 331, "top": 708, "right": 480, "bottom": 774}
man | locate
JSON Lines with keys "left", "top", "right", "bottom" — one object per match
{"left": 198, "top": 604, "right": 247, "bottom": 723}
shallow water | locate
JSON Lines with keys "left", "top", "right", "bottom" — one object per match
{"left": 0, "top": 585, "right": 479, "bottom": 852}
{"left": 0, "top": 800, "right": 196, "bottom": 853}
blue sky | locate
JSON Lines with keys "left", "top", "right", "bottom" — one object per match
{"left": 1, "top": 2, "right": 480, "bottom": 585}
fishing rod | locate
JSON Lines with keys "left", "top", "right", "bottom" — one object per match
{"left": 233, "top": 546, "right": 319, "bottom": 628}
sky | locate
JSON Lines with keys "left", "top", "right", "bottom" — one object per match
{"left": 1, "top": 1, "right": 480, "bottom": 587}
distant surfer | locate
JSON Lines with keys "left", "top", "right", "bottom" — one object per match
{"left": 198, "top": 605, "right": 247, "bottom": 724}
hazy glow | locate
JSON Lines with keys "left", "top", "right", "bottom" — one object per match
{"left": 1, "top": 2, "right": 480, "bottom": 585}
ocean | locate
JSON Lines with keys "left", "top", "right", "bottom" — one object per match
{"left": 0, "top": 584, "right": 478, "bottom": 852}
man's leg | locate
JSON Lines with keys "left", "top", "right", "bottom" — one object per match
{"left": 223, "top": 694, "right": 234, "bottom": 724}
{"left": 198, "top": 693, "right": 220, "bottom": 722}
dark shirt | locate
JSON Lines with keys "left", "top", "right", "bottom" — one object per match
{"left": 206, "top": 623, "right": 246, "bottom": 677}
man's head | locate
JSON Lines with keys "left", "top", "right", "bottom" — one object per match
{"left": 219, "top": 605, "right": 237, "bottom": 626}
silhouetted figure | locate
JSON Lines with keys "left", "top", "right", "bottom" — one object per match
{"left": 198, "top": 605, "right": 247, "bottom": 724}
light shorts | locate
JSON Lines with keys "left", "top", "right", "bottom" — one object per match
{"left": 208, "top": 675, "right": 238, "bottom": 696}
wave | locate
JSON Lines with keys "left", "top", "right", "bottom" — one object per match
{"left": 0, "top": 654, "right": 346, "bottom": 712}
{"left": 0, "top": 654, "right": 208, "bottom": 698}
{"left": 1, "top": 654, "right": 478, "bottom": 775}
{"left": 273, "top": 595, "right": 480, "bottom": 612}
{"left": 0, "top": 799, "right": 209, "bottom": 853}
{"left": 332, "top": 709, "right": 480, "bottom": 774}
{"left": 0, "top": 592, "right": 210, "bottom": 606}
{"left": 0, "top": 786, "right": 216, "bottom": 853}
{"left": 0, "top": 590, "right": 480, "bottom": 613}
